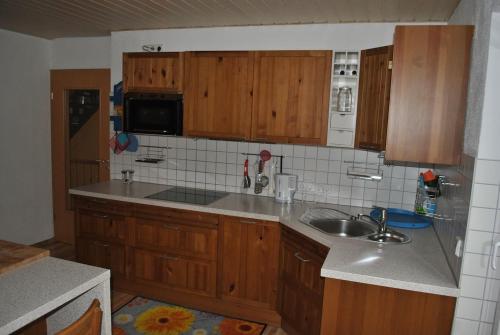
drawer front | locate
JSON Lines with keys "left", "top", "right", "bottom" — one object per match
{"left": 131, "top": 248, "right": 216, "bottom": 297}
{"left": 135, "top": 218, "right": 218, "bottom": 260}
{"left": 331, "top": 113, "right": 355, "bottom": 129}
{"left": 78, "top": 209, "right": 128, "bottom": 243}
{"left": 329, "top": 129, "right": 354, "bottom": 147}
{"left": 76, "top": 238, "right": 126, "bottom": 278}
{"left": 134, "top": 204, "right": 219, "bottom": 226}
{"left": 75, "top": 196, "right": 131, "bottom": 216}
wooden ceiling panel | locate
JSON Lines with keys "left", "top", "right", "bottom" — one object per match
{"left": 0, "top": 0, "right": 460, "bottom": 39}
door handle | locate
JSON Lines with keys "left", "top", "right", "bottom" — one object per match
{"left": 492, "top": 241, "right": 500, "bottom": 270}
{"left": 92, "top": 213, "right": 109, "bottom": 219}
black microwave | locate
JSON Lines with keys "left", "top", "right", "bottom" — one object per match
{"left": 123, "top": 92, "right": 183, "bottom": 135}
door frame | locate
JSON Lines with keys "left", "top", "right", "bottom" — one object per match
{"left": 51, "top": 69, "right": 110, "bottom": 244}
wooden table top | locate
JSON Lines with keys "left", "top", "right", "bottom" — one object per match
{"left": 0, "top": 240, "right": 49, "bottom": 275}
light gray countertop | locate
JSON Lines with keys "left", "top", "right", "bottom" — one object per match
{"left": 70, "top": 180, "right": 459, "bottom": 297}
{"left": 0, "top": 257, "right": 110, "bottom": 334}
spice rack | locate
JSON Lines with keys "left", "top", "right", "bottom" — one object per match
{"left": 327, "top": 51, "right": 360, "bottom": 148}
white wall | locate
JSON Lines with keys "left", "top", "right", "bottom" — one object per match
{"left": 110, "top": 22, "right": 439, "bottom": 87}
{"left": 51, "top": 36, "right": 110, "bottom": 69}
{"left": 0, "top": 29, "right": 53, "bottom": 244}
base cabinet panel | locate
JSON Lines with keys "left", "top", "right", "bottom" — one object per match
{"left": 76, "top": 238, "right": 126, "bottom": 278}
{"left": 131, "top": 248, "right": 216, "bottom": 297}
{"left": 320, "top": 278, "right": 456, "bottom": 335}
{"left": 279, "top": 225, "right": 329, "bottom": 335}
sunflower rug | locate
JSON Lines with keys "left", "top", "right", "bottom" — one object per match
{"left": 112, "top": 297, "right": 265, "bottom": 335}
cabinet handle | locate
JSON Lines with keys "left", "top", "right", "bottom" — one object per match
{"left": 239, "top": 219, "right": 258, "bottom": 225}
{"left": 159, "top": 254, "right": 179, "bottom": 261}
{"left": 93, "top": 241, "right": 109, "bottom": 248}
{"left": 92, "top": 213, "right": 109, "bottom": 219}
{"left": 162, "top": 224, "right": 179, "bottom": 230}
{"left": 294, "top": 252, "right": 311, "bottom": 263}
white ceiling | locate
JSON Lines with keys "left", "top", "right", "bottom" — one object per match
{"left": 0, "top": 0, "right": 460, "bottom": 39}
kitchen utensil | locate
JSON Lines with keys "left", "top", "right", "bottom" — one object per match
{"left": 254, "top": 159, "right": 264, "bottom": 194}
{"left": 260, "top": 150, "right": 272, "bottom": 162}
{"left": 243, "top": 159, "right": 251, "bottom": 189}
{"left": 269, "top": 159, "right": 277, "bottom": 193}
{"left": 275, "top": 173, "right": 298, "bottom": 203}
{"left": 116, "top": 132, "right": 130, "bottom": 151}
{"left": 337, "top": 87, "right": 352, "bottom": 112}
{"left": 126, "top": 133, "right": 139, "bottom": 152}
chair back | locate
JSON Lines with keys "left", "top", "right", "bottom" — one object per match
{"left": 55, "top": 299, "right": 102, "bottom": 335}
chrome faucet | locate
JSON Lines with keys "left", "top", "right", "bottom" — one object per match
{"left": 357, "top": 206, "right": 388, "bottom": 234}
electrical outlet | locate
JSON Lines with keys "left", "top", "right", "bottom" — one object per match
{"left": 142, "top": 44, "right": 163, "bottom": 52}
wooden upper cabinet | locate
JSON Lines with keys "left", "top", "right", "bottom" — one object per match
{"left": 123, "top": 52, "right": 183, "bottom": 93}
{"left": 252, "top": 51, "right": 332, "bottom": 145}
{"left": 220, "top": 216, "right": 280, "bottom": 310}
{"left": 354, "top": 46, "right": 393, "bottom": 151}
{"left": 385, "top": 25, "right": 473, "bottom": 165}
{"left": 183, "top": 51, "right": 254, "bottom": 140}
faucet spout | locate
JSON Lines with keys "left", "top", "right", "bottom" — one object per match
{"left": 357, "top": 207, "right": 388, "bottom": 234}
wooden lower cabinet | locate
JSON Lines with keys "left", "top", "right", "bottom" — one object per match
{"left": 279, "top": 225, "right": 329, "bottom": 335}
{"left": 76, "top": 237, "right": 126, "bottom": 278}
{"left": 130, "top": 247, "right": 216, "bottom": 297}
{"left": 320, "top": 278, "right": 456, "bottom": 335}
{"left": 220, "top": 216, "right": 280, "bottom": 309}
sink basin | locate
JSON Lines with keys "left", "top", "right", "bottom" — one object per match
{"left": 307, "top": 218, "right": 378, "bottom": 237}
{"left": 367, "top": 230, "right": 411, "bottom": 244}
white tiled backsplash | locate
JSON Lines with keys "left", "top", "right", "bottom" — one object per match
{"left": 110, "top": 133, "right": 432, "bottom": 209}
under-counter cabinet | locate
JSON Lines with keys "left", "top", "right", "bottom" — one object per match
{"left": 183, "top": 51, "right": 254, "bottom": 140}
{"left": 131, "top": 204, "right": 218, "bottom": 297}
{"left": 123, "top": 52, "right": 184, "bottom": 92}
{"left": 385, "top": 25, "right": 473, "bottom": 164}
{"left": 279, "top": 225, "right": 329, "bottom": 335}
{"left": 220, "top": 216, "right": 280, "bottom": 310}
{"left": 320, "top": 278, "right": 456, "bottom": 335}
{"left": 252, "top": 51, "right": 332, "bottom": 145}
{"left": 354, "top": 46, "right": 393, "bottom": 151}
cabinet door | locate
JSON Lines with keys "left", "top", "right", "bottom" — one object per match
{"left": 76, "top": 238, "right": 126, "bottom": 278}
{"left": 123, "top": 52, "right": 183, "bottom": 92}
{"left": 220, "top": 216, "right": 280, "bottom": 309}
{"left": 252, "top": 51, "right": 331, "bottom": 145}
{"left": 385, "top": 25, "right": 473, "bottom": 164}
{"left": 131, "top": 248, "right": 216, "bottom": 297}
{"left": 183, "top": 51, "right": 254, "bottom": 140}
{"left": 354, "top": 46, "right": 393, "bottom": 151}
{"left": 279, "top": 226, "right": 329, "bottom": 335}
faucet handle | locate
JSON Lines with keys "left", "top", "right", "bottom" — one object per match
{"left": 371, "top": 206, "right": 387, "bottom": 220}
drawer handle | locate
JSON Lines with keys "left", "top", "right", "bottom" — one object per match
{"left": 159, "top": 254, "right": 179, "bottom": 261}
{"left": 92, "top": 213, "right": 109, "bottom": 219}
{"left": 93, "top": 241, "right": 109, "bottom": 247}
{"left": 162, "top": 224, "right": 179, "bottom": 230}
{"left": 239, "top": 220, "right": 257, "bottom": 225}
{"left": 294, "top": 252, "right": 311, "bottom": 263}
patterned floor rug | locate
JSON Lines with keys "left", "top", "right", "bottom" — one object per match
{"left": 112, "top": 297, "right": 266, "bottom": 335}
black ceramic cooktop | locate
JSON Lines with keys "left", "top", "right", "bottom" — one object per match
{"left": 145, "top": 187, "right": 229, "bottom": 205}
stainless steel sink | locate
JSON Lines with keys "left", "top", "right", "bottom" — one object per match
{"left": 307, "top": 218, "right": 378, "bottom": 237}
{"left": 367, "top": 230, "right": 411, "bottom": 244}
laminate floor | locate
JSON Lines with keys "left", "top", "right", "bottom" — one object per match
{"left": 34, "top": 238, "right": 287, "bottom": 334}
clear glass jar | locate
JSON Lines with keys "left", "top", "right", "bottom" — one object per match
{"left": 337, "top": 87, "right": 352, "bottom": 112}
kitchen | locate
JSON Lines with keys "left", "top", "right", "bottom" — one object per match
{"left": 0, "top": 1, "right": 499, "bottom": 335}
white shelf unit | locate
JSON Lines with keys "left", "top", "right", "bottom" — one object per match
{"left": 327, "top": 51, "right": 360, "bottom": 148}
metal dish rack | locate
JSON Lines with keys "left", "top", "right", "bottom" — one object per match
{"left": 135, "top": 145, "right": 170, "bottom": 164}
{"left": 414, "top": 176, "right": 454, "bottom": 221}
